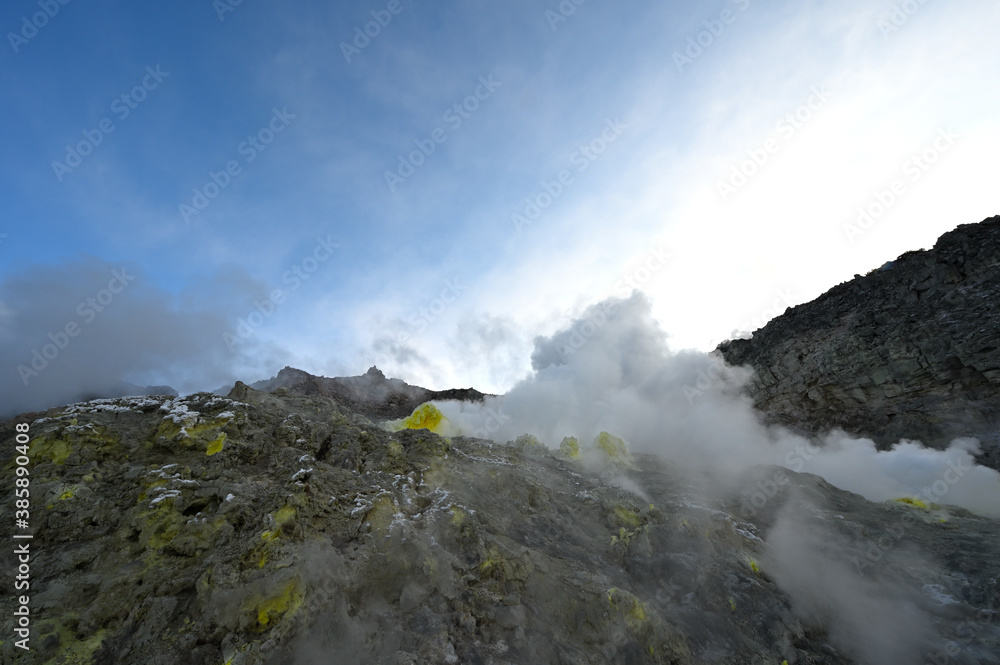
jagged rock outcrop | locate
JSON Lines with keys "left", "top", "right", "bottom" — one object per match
{"left": 718, "top": 216, "right": 1000, "bottom": 470}
{"left": 250, "top": 366, "right": 487, "bottom": 422}
{"left": 2, "top": 388, "right": 998, "bottom": 664}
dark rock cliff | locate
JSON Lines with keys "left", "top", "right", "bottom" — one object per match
{"left": 718, "top": 216, "right": 1000, "bottom": 469}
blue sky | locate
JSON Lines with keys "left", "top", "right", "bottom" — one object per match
{"left": 1, "top": 0, "right": 998, "bottom": 413}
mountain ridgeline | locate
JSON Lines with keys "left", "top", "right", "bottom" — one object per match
{"left": 247, "top": 365, "right": 488, "bottom": 422}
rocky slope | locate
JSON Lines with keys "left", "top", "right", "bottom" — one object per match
{"left": 718, "top": 216, "right": 1000, "bottom": 470}
{"left": 2, "top": 386, "right": 998, "bottom": 664}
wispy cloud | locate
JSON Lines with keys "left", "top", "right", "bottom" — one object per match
{"left": 0, "top": 0, "right": 997, "bottom": 395}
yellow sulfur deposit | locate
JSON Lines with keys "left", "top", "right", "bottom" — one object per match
{"left": 894, "top": 497, "right": 930, "bottom": 510}
{"left": 254, "top": 579, "right": 303, "bottom": 627}
{"left": 29, "top": 435, "right": 73, "bottom": 465}
{"left": 559, "top": 436, "right": 580, "bottom": 459}
{"left": 613, "top": 506, "right": 641, "bottom": 528}
{"left": 385, "top": 402, "right": 451, "bottom": 435}
{"left": 261, "top": 505, "right": 298, "bottom": 542}
{"left": 515, "top": 433, "right": 542, "bottom": 450}
{"left": 594, "top": 431, "right": 635, "bottom": 468}
{"left": 607, "top": 587, "right": 648, "bottom": 629}
{"left": 206, "top": 433, "right": 226, "bottom": 456}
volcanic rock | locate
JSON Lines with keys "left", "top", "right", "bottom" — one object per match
{"left": 248, "top": 366, "right": 487, "bottom": 422}
{"left": 2, "top": 387, "right": 997, "bottom": 664}
{"left": 718, "top": 216, "right": 1000, "bottom": 470}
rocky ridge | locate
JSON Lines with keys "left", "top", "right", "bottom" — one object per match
{"left": 250, "top": 366, "right": 488, "bottom": 422}
{"left": 718, "top": 216, "right": 1000, "bottom": 470}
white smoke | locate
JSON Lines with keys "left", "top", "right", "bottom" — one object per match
{"left": 0, "top": 257, "right": 291, "bottom": 418}
{"left": 438, "top": 292, "right": 1000, "bottom": 517}
{"left": 435, "top": 291, "right": 999, "bottom": 662}
{"left": 763, "top": 497, "right": 939, "bottom": 665}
